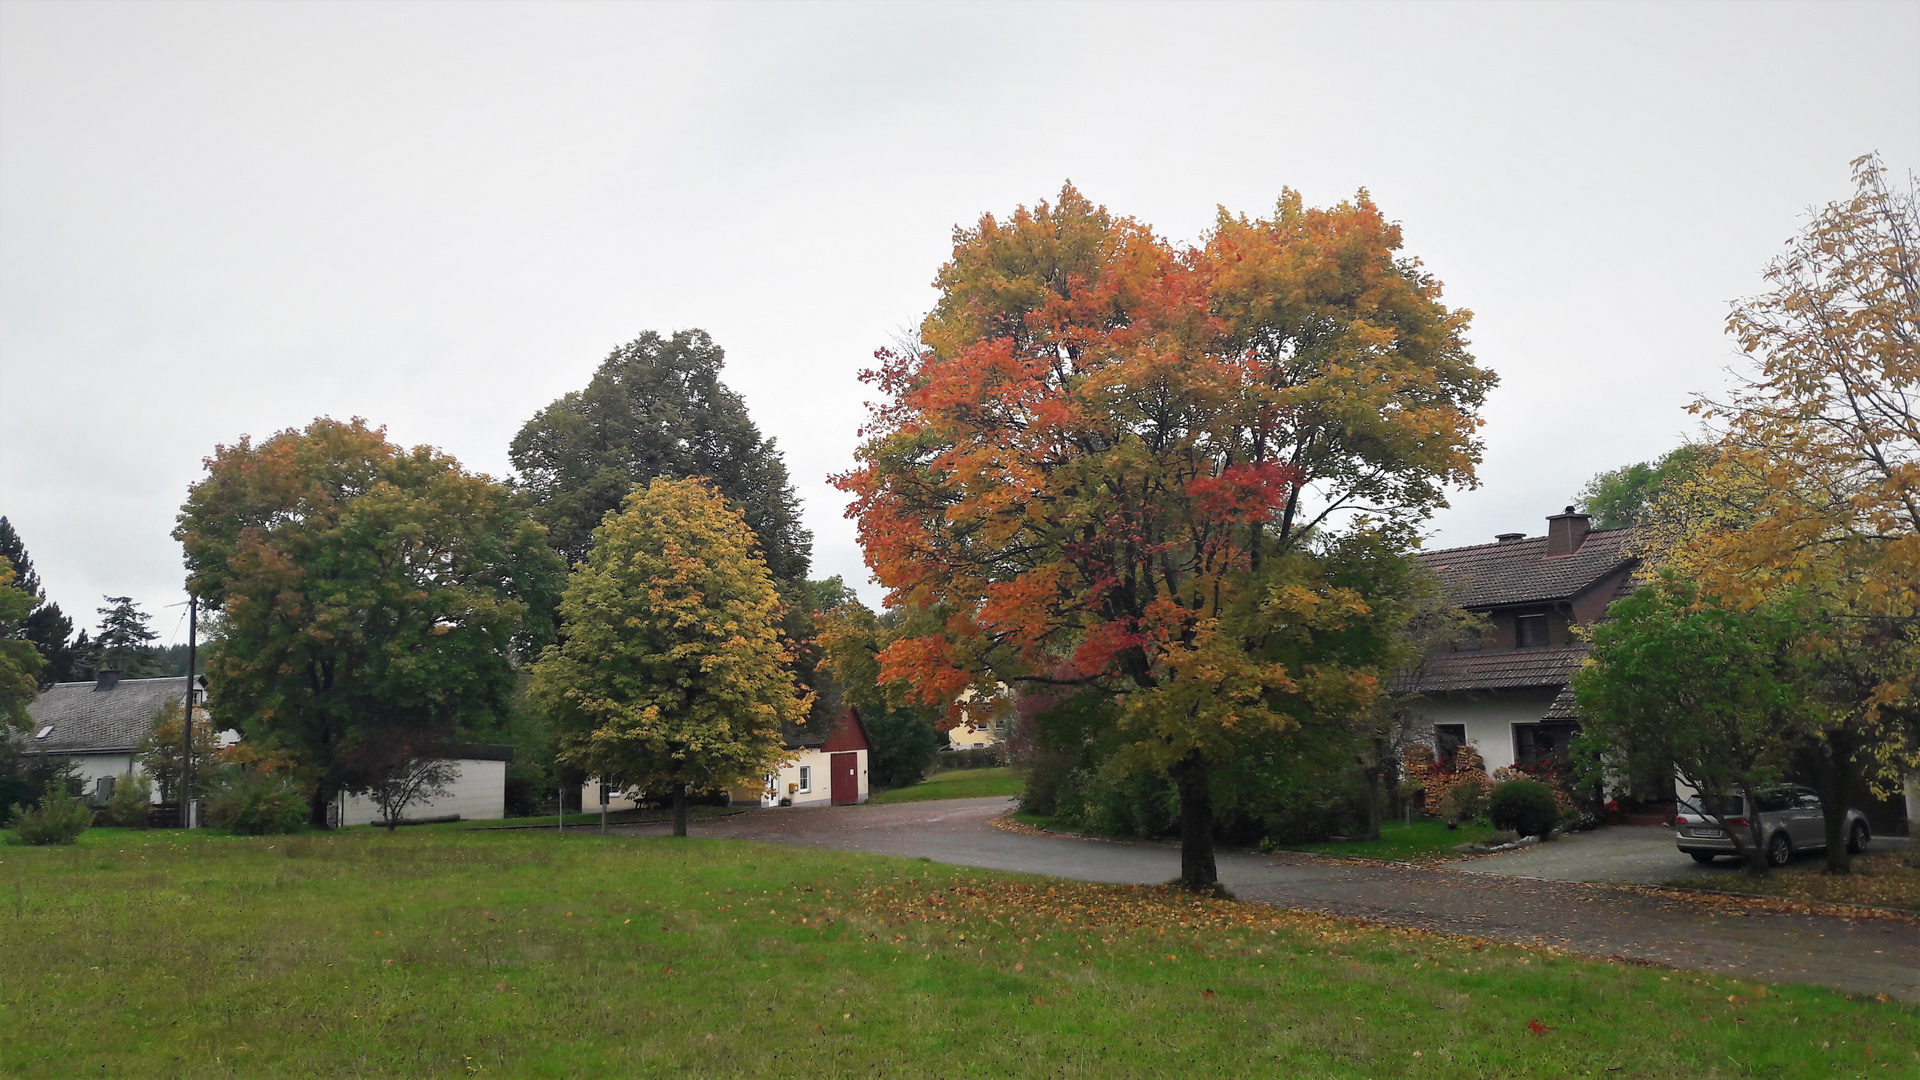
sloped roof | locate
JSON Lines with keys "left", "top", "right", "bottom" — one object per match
{"left": 784, "top": 707, "right": 867, "bottom": 752}
{"left": 21, "top": 677, "right": 198, "bottom": 755}
{"left": 1543, "top": 683, "right": 1581, "bottom": 720}
{"left": 1396, "top": 643, "right": 1588, "bottom": 695}
{"left": 1418, "top": 528, "right": 1636, "bottom": 609}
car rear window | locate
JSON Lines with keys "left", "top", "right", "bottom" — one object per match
{"left": 1687, "top": 796, "right": 1745, "bottom": 817}
{"left": 1754, "top": 788, "right": 1793, "bottom": 812}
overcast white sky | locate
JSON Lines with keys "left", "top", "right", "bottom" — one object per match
{"left": 2, "top": 0, "right": 1916, "bottom": 646}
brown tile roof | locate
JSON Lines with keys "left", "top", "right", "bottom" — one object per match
{"left": 1418, "top": 528, "right": 1637, "bottom": 609}
{"left": 1396, "top": 642, "right": 1589, "bottom": 694}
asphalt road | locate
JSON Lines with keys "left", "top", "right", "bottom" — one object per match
{"left": 622, "top": 796, "right": 1920, "bottom": 1003}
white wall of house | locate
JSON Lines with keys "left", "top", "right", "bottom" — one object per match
{"left": 578, "top": 780, "right": 644, "bottom": 812}
{"left": 64, "top": 752, "right": 137, "bottom": 802}
{"left": 755, "top": 747, "right": 868, "bottom": 807}
{"left": 335, "top": 758, "right": 507, "bottom": 826}
{"left": 1411, "top": 689, "right": 1560, "bottom": 773}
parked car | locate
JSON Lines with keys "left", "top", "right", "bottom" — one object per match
{"left": 1674, "top": 786, "right": 1870, "bottom": 866}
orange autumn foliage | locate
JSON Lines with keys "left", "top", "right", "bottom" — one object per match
{"left": 836, "top": 184, "right": 1492, "bottom": 887}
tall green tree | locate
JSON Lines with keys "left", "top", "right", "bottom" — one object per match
{"left": 1574, "top": 444, "right": 1707, "bottom": 528}
{"left": 90, "top": 596, "right": 159, "bottom": 677}
{"left": 175, "top": 417, "right": 565, "bottom": 826}
{"left": 510, "top": 329, "right": 811, "bottom": 581}
{"left": 528, "top": 478, "right": 807, "bottom": 837}
{"left": 0, "top": 556, "right": 45, "bottom": 727}
{"left": 0, "top": 518, "right": 78, "bottom": 686}
{"left": 1572, "top": 575, "right": 1819, "bottom": 873}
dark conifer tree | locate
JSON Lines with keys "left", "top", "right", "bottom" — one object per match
{"left": 0, "top": 517, "right": 78, "bottom": 685}
{"left": 92, "top": 596, "right": 160, "bottom": 677}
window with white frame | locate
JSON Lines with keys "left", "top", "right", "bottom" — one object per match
{"left": 798, "top": 766, "right": 812, "bottom": 793}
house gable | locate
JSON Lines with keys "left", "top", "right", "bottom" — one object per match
{"left": 820, "top": 707, "right": 871, "bottom": 753}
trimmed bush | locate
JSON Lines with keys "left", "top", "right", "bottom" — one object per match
{"left": 1488, "top": 779, "right": 1559, "bottom": 839}
{"left": 6, "top": 784, "right": 94, "bottom": 845}
{"left": 207, "top": 771, "right": 308, "bottom": 835}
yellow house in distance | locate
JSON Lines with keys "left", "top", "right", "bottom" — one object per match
{"left": 946, "top": 684, "right": 1008, "bottom": 750}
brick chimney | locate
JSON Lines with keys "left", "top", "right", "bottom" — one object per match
{"left": 95, "top": 668, "right": 121, "bottom": 691}
{"left": 1545, "top": 506, "right": 1591, "bottom": 557}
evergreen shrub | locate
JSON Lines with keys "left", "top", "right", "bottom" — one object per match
{"left": 1488, "top": 779, "right": 1559, "bottom": 839}
{"left": 6, "top": 784, "right": 93, "bottom": 845}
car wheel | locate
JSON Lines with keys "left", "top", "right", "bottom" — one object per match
{"left": 1847, "top": 821, "right": 1870, "bottom": 854}
{"left": 1766, "top": 830, "right": 1793, "bottom": 867}
{"left": 1689, "top": 851, "right": 1716, "bottom": 864}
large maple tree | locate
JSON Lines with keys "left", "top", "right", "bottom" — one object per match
{"left": 837, "top": 185, "right": 1493, "bottom": 888}
{"left": 176, "top": 418, "right": 565, "bottom": 826}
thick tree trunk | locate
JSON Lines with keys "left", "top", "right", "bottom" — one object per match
{"left": 1741, "top": 819, "right": 1769, "bottom": 875}
{"left": 1171, "top": 751, "right": 1217, "bottom": 892}
{"left": 672, "top": 788, "right": 689, "bottom": 838}
{"left": 308, "top": 783, "right": 333, "bottom": 830}
{"left": 1810, "top": 750, "right": 1853, "bottom": 874}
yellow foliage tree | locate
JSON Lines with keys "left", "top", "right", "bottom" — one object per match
{"left": 529, "top": 478, "right": 809, "bottom": 836}
{"left": 1635, "top": 155, "right": 1918, "bottom": 870}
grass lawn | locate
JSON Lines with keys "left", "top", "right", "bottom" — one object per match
{"left": 2, "top": 828, "right": 1912, "bottom": 1078}
{"left": 1668, "top": 847, "right": 1920, "bottom": 912}
{"left": 1286, "top": 819, "right": 1505, "bottom": 863}
{"left": 869, "top": 766, "right": 1023, "bottom": 804}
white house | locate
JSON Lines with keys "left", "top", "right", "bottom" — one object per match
{"left": 581, "top": 707, "right": 874, "bottom": 812}
{"left": 20, "top": 671, "right": 512, "bottom": 826}
{"left": 757, "top": 707, "right": 871, "bottom": 807}
{"left": 331, "top": 746, "right": 513, "bottom": 826}
{"left": 1399, "top": 509, "right": 1639, "bottom": 778}
{"left": 19, "top": 673, "right": 216, "bottom": 804}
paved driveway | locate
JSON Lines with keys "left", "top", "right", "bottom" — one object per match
{"left": 1456, "top": 824, "right": 1710, "bottom": 884}
{"left": 1459, "top": 822, "right": 1916, "bottom": 885}
{"left": 622, "top": 797, "right": 1920, "bottom": 1002}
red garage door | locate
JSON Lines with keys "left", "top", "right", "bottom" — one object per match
{"left": 830, "top": 752, "right": 859, "bottom": 806}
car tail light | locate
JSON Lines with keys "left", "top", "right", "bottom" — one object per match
{"left": 1723, "top": 817, "right": 1748, "bottom": 828}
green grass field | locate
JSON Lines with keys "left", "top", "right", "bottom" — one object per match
{"left": 1, "top": 827, "right": 1911, "bottom": 1078}
{"left": 1287, "top": 819, "right": 1505, "bottom": 862}
{"left": 869, "top": 765, "right": 1023, "bottom": 804}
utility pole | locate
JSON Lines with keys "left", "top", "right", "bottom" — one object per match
{"left": 182, "top": 595, "right": 197, "bottom": 828}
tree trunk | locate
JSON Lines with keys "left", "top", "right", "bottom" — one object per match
{"left": 1171, "top": 751, "right": 1217, "bottom": 892}
{"left": 672, "top": 788, "right": 688, "bottom": 838}
{"left": 308, "top": 783, "right": 333, "bottom": 830}
{"left": 1364, "top": 737, "right": 1387, "bottom": 841}
{"left": 1364, "top": 764, "right": 1382, "bottom": 841}
{"left": 1742, "top": 818, "right": 1769, "bottom": 875}
{"left": 1809, "top": 747, "right": 1854, "bottom": 874}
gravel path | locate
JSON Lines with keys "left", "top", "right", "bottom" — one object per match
{"left": 618, "top": 796, "right": 1920, "bottom": 1002}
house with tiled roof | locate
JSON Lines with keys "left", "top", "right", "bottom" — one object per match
{"left": 1402, "top": 507, "right": 1637, "bottom": 774}
{"left": 19, "top": 672, "right": 211, "bottom": 805}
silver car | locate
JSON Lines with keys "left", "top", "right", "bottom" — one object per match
{"left": 1674, "top": 785, "right": 1871, "bottom": 866}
